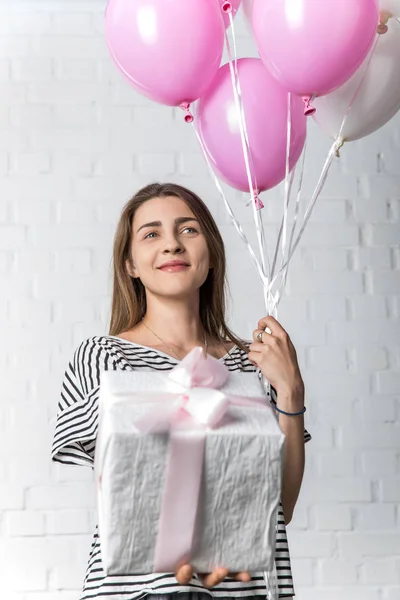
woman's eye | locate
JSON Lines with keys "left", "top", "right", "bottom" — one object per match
{"left": 144, "top": 231, "right": 158, "bottom": 239}
{"left": 182, "top": 227, "right": 198, "bottom": 234}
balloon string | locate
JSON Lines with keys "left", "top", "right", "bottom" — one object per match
{"left": 270, "top": 93, "right": 293, "bottom": 284}
{"left": 226, "top": 14, "right": 272, "bottom": 313}
{"left": 271, "top": 139, "right": 307, "bottom": 314}
{"left": 281, "top": 136, "right": 308, "bottom": 290}
{"left": 193, "top": 123, "right": 269, "bottom": 292}
{"left": 267, "top": 137, "right": 339, "bottom": 291}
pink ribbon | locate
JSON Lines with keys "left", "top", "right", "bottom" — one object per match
{"left": 131, "top": 347, "right": 267, "bottom": 572}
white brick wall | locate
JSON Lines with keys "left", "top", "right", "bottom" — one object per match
{"left": 0, "top": 1, "right": 399, "bottom": 599}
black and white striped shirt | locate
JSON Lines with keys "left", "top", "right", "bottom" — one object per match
{"left": 52, "top": 336, "right": 312, "bottom": 599}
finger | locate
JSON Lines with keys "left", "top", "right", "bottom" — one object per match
{"left": 247, "top": 351, "right": 261, "bottom": 366}
{"left": 258, "top": 316, "right": 282, "bottom": 336}
{"left": 252, "top": 328, "right": 271, "bottom": 343}
{"left": 249, "top": 342, "right": 267, "bottom": 353}
{"left": 175, "top": 564, "right": 194, "bottom": 585}
{"left": 233, "top": 572, "right": 252, "bottom": 582}
{"left": 201, "top": 567, "right": 229, "bottom": 588}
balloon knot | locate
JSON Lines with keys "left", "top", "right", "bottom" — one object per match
{"left": 254, "top": 191, "right": 264, "bottom": 210}
{"left": 222, "top": 1, "right": 232, "bottom": 12}
{"left": 302, "top": 96, "right": 316, "bottom": 117}
{"left": 335, "top": 139, "right": 345, "bottom": 158}
{"left": 378, "top": 11, "right": 390, "bottom": 34}
{"left": 180, "top": 102, "right": 194, "bottom": 123}
{"left": 245, "top": 190, "right": 264, "bottom": 209}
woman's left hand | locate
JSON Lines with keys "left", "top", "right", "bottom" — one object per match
{"left": 249, "top": 316, "right": 304, "bottom": 398}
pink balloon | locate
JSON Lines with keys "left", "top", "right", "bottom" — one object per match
{"left": 221, "top": 0, "right": 242, "bottom": 28}
{"left": 105, "top": 0, "right": 225, "bottom": 108}
{"left": 252, "top": 0, "right": 379, "bottom": 106}
{"left": 196, "top": 58, "right": 307, "bottom": 193}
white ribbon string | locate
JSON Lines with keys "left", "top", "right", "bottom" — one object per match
{"left": 268, "top": 32, "right": 380, "bottom": 296}
{"left": 193, "top": 124, "right": 267, "bottom": 288}
{"left": 226, "top": 14, "right": 273, "bottom": 313}
{"left": 267, "top": 137, "right": 340, "bottom": 289}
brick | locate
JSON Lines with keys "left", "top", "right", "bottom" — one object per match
{"left": 356, "top": 247, "right": 392, "bottom": 270}
{"left": 4, "top": 511, "right": 45, "bottom": 536}
{"left": 10, "top": 152, "right": 51, "bottom": 175}
{"left": 52, "top": 105, "right": 99, "bottom": 128}
{"left": 0, "top": 564, "right": 47, "bottom": 592}
{"left": 372, "top": 271, "right": 400, "bottom": 294}
{"left": 8, "top": 299, "right": 52, "bottom": 326}
{"left": 353, "top": 346, "right": 388, "bottom": 370}
{"left": 353, "top": 196, "right": 390, "bottom": 223}
{"left": 338, "top": 532, "right": 400, "bottom": 558}
{"left": 349, "top": 295, "right": 387, "bottom": 319}
{"left": 379, "top": 478, "right": 400, "bottom": 501}
{"left": 287, "top": 270, "right": 363, "bottom": 295}
{"left": 290, "top": 558, "right": 314, "bottom": 586}
{"left": 317, "top": 559, "right": 358, "bottom": 585}
{"left": 9, "top": 105, "right": 53, "bottom": 128}
{"left": 0, "top": 485, "right": 24, "bottom": 509}
{"left": 51, "top": 13, "right": 95, "bottom": 36}
{"left": 313, "top": 505, "right": 352, "bottom": 531}
{"left": 55, "top": 203, "right": 95, "bottom": 225}
{"left": 0, "top": 226, "right": 25, "bottom": 249}
{"left": 294, "top": 588, "right": 380, "bottom": 600}
{"left": 286, "top": 531, "right": 334, "bottom": 558}
{"left": 327, "top": 319, "right": 400, "bottom": 344}
{"left": 11, "top": 58, "right": 52, "bottom": 82}
{"left": 301, "top": 477, "right": 372, "bottom": 503}
{"left": 25, "top": 483, "right": 95, "bottom": 510}
{"left": 306, "top": 247, "right": 349, "bottom": 270}
{"left": 360, "top": 450, "right": 397, "bottom": 476}
{"left": 339, "top": 423, "right": 400, "bottom": 449}
{"left": 54, "top": 58, "right": 99, "bottom": 83}
{"left": 32, "top": 36, "right": 108, "bottom": 60}
{"left": 355, "top": 396, "right": 396, "bottom": 423}
{"left": 370, "top": 224, "right": 400, "bottom": 245}
{"left": 12, "top": 198, "right": 52, "bottom": 225}
{"left": 355, "top": 503, "right": 396, "bottom": 530}
{"left": 296, "top": 223, "right": 360, "bottom": 247}
{"left": 360, "top": 558, "right": 400, "bottom": 585}
{"left": 376, "top": 372, "right": 400, "bottom": 394}
{"left": 306, "top": 346, "right": 347, "bottom": 371}
{"left": 316, "top": 450, "right": 356, "bottom": 477}
{"left": 308, "top": 295, "right": 347, "bottom": 321}
{"left": 46, "top": 510, "right": 90, "bottom": 535}
{"left": 8, "top": 455, "right": 50, "bottom": 486}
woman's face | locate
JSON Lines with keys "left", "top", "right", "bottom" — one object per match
{"left": 128, "top": 195, "right": 211, "bottom": 300}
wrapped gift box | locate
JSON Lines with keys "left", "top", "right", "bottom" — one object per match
{"left": 95, "top": 348, "right": 285, "bottom": 575}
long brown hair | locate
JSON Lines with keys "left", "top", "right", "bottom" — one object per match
{"left": 109, "top": 182, "right": 247, "bottom": 352}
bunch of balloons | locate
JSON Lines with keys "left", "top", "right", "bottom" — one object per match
{"left": 105, "top": 0, "right": 399, "bottom": 195}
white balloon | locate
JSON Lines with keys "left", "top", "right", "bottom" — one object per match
{"left": 313, "top": 21, "right": 400, "bottom": 143}
{"left": 380, "top": 0, "right": 400, "bottom": 16}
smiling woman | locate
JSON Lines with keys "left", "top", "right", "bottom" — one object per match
{"left": 51, "top": 182, "right": 311, "bottom": 600}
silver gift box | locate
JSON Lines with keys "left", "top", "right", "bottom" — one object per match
{"left": 95, "top": 369, "right": 285, "bottom": 575}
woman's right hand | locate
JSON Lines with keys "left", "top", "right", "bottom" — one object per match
{"left": 175, "top": 564, "right": 251, "bottom": 588}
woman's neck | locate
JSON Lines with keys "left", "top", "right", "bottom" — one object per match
{"left": 141, "top": 293, "right": 206, "bottom": 351}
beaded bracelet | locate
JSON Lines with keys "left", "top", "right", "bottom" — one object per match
{"left": 272, "top": 404, "right": 307, "bottom": 417}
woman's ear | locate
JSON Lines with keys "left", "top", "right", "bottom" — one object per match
{"left": 125, "top": 258, "right": 139, "bottom": 279}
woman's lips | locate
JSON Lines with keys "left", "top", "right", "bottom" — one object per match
{"left": 159, "top": 264, "right": 190, "bottom": 272}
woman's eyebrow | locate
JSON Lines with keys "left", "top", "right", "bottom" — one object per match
{"left": 136, "top": 217, "right": 198, "bottom": 233}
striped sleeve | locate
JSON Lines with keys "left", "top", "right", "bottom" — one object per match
{"left": 51, "top": 337, "right": 114, "bottom": 467}
{"left": 270, "top": 384, "right": 312, "bottom": 444}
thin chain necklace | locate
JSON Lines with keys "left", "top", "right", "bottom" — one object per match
{"left": 141, "top": 318, "right": 208, "bottom": 361}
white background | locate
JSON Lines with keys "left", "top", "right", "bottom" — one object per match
{"left": 0, "top": 2, "right": 399, "bottom": 599}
